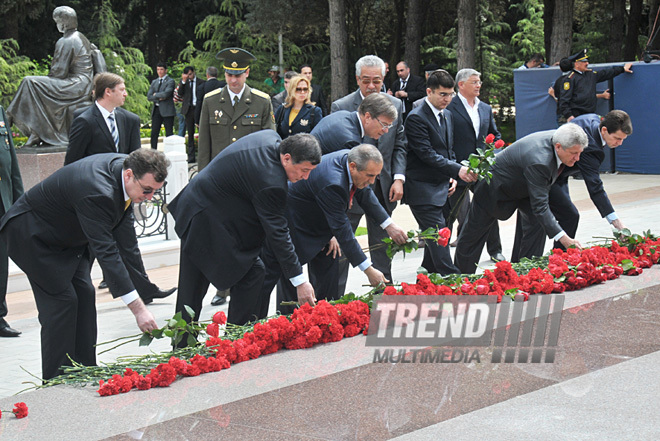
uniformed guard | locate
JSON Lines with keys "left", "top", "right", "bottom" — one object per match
{"left": 197, "top": 47, "right": 275, "bottom": 172}
{"left": 196, "top": 47, "right": 276, "bottom": 307}
{"left": 558, "top": 49, "right": 633, "bottom": 123}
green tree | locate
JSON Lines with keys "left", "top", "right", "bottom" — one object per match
{"left": 0, "top": 39, "right": 38, "bottom": 108}
{"left": 510, "top": 0, "right": 546, "bottom": 64}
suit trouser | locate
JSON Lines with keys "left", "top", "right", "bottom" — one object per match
{"left": 449, "top": 185, "right": 502, "bottom": 256}
{"left": 184, "top": 107, "right": 196, "bottom": 161}
{"left": 176, "top": 248, "right": 265, "bottom": 337}
{"left": 511, "top": 180, "right": 579, "bottom": 259}
{"left": 409, "top": 203, "right": 460, "bottom": 275}
{"left": 0, "top": 205, "right": 7, "bottom": 323}
{"left": 30, "top": 253, "right": 97, "bottom": 380}
{"left": 150, "top": 106, "right": 174, "bottom": 149}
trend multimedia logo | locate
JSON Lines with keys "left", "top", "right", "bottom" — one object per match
{"left": 366, "top": 295, "right": 564, "bottom": 364}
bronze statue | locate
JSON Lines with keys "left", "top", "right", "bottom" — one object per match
{"left": 7, "top": 6, "right": 106, "bottom": 147}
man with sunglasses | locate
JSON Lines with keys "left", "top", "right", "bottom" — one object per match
{"left": 404, "top": 70, "right": 478, "bottom": 275}
{"left": 0, "top": 149, "right": 170, "bottom": 380}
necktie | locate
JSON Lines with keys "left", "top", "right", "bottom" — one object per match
{"left": 558, "top": 164, "right": 565, "bottom": 176}
{"left": 233, "top": 95, "right": 239, "bottom": 106}
{"left": 191, "top": 80, "right": 196, "bottom": 106}
{"left": 124, "top": 198, "right": 132, "bottom": 211}
{"left": 108, "top": 113, "right": 119, "bottom": 151}
{"left": 401, "top": 79, "right": 407, "bottom": 90}
{"left": 348, "top": 185, "right": 357, "bottom": 209}
{"left": 438, "top": 111, "right": 447, "bottom": 144}
{"left": 157, "top": 78, "right": 162, "bottom": 91}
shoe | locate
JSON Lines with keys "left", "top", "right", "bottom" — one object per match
{"left": 142, "top": 287, "right": 177, "bottom": 305}
{"left": 211, "top": 295, "right": 227, "bottom": 306}
{"left": 0, "top": 323, "right": 21, "bottom": 337}
{"left": 97, "top": 280, "right": 108, "bottom": 289}
{"left": 490, "top": 253, "right": 506, "bottom": 263}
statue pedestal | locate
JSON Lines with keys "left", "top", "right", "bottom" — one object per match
{"left": 16, "top": 145, "right": 67, "bottom": 191}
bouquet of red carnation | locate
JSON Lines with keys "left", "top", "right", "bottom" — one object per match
{"left": 383, "top": 227, "right": 452, "bottom": 259}
{"left": 461, "top": 133, "right": 506, "bottom": 185}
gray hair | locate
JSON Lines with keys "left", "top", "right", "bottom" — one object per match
{"left": 358, "top": 93, "right": 397, "bottom": 121}
{"left": 355, "top": 55, "right": 386, "bottom": 77}
{"left": 347, "top": 144, "right": 383, "bottom": 171}
{"left": 206, "top": 66, "right": 218, "bottom": 78}
{"left": 455, "top": 68, "right": 481, "bottom": 85}
{"left": 279, "top": 133, "right": 322, "bottom": 165}
{"left": 284, "top": 70, "right": 299, "bottom": 80}
{"left": 552, "top": 123, "right": 588, "bottom": 150}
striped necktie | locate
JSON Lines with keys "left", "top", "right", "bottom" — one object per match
{"left": 108, "top": 113, "right": 119, "bottom": 151}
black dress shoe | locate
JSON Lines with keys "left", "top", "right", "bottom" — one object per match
{"left": 97, "top": 280, "right": 108, "bottom": 289}
{"left": 142, "top": 287, "right": 177, "bottom": 305}
{"left": 0, "top": 324, "right": 21, "bottom": 337}
{"left": 211, "top": 295, "right": 227, "bottom": 306}
{"left": 490, "top": 253, "right": 506, "bottom": 263}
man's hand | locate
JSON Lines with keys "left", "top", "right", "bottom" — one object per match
{"left": 389, "top": 179, "right": 404, "bottom": 202}
{"left": 395, "top": 90, "right": 408, "bottom": 98}
{"left": 458, "top": 166, "right": 478, "bottom": 183}
{"left": 296, "top": 282, "right": 316, "bottom": 307}
{"left": 611, "top": 219, "right": 627, "bottom": 231}
{"left": 364, "top": 266, "right": 388, "bottom": 286}
{"left": 181, "top": 73, "right": 188, "bottom": 82}
{"left": 385, "top": 222, "right": 408, "bottom": 245}
{"left": 567, "top": 115, "right": 575, "bottom": 122}
{"left": 559, "top": 235, "right": 583, "bottom": 250}
{"left": 448, "top": 178, "right": 457, "bottom": 197}
{"left": 127, "top": 299, "right": 158, "bottom": 333}
{"left": 548, "top": 87, "right": 556, "bottom": 99}
{"left": 326, "top": 237, "right": 342, "bottom": 259}
{"left": 597, "top": 89, "right": 611, "bottom": 100}
{"left": 623, "top": 62, "right": 633, "bottom": 73}
{"left": 387, "top": 89, "right": 393, "bottom": 96}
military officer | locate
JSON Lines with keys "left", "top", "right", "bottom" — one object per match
{"left": 197, "top": 47, "right": 275, "bottom": 172}
{"left": 558, "top": 49, "right": 632, "bottom": 122}
{"left": 196, "top": 47, "right": 276, "bottom": 307}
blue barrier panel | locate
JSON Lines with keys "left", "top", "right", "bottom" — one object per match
{"left": 513, "top": 62, "right": 660, "bottom": 174}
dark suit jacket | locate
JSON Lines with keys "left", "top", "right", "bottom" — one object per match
{"left": 286, "top": 150, "right": 389, "bottom": 267}
{"left": 390, "top": 74, "right": 426, "bottom": 115}
{"left": 274, "top": 103, "right": 323, "bottom": 139}
{"left": 0, "top": 154, "right": 136, "bottom": 296}
{"left": 195, "top": 78, "right": 225, "bottom": 124}
{"left": 310, "top": 110, "right": 363, "bottom": 154}
{"left": 331, "top": 90, "right": 407, "bottom": 212}
{"left": 178, "top": 77, "right": 205, "bottom": 116}
{"left": 556, "top": 114, "right": 614, "bottom": 217}
{"left": 65, "top": 105, "right": 141, "bottom": 165}
{"left": 147, "top": 75, "right": 176, "bottom": 117}
{"left": 404, "top": 101, "right": 462, "bottom": 207}
{"left": 167, "top": 130, "right": 302, "bottom": 287}
{"left": 310, "top": 84, "right": 327, "bottom": 116}
{"left": 447, "top": 94, "right": 501, "bottom": 165}
{"left": 473, "top": 130, "right": 563, "bottom": 238}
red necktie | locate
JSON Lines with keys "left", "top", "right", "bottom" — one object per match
{"left": 348, "top": 185, "right": 356, "bottom": 209}
{"left": 558, "top": 164, "right": 565, "bottom": 176}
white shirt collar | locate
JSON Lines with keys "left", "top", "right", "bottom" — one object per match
{"left": 228, "top": 84, "right": 246, "bottom": 103}
{"left": 553, "top": 147, "right": 563, "bottom": 171}
{"left": 457, "top": 91, "right": 480, "bottom": 109}
{"left": 121, "top": 169, "right": 130, "bottom": 201}
{"left": 95, "top": 101, "right": 115, "bottom": 119}
{"left": 356, "top": 112, "right": 365, "bottom": 138}
{"left": 424, "top": 97, "right": 444, "bottom": 118}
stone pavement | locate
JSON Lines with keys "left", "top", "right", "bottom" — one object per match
{"left": 1, "top": 173, "right": 659, "bottom": 440}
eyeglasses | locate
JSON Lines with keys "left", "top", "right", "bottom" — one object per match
{"left": 295, "top": 87, "right": 309, "bottom": 93}
{"left": 374, "top": 117, "right": 394, "bottom": 130}
{"left": 434, "top": 92, "right": 453, "bottom": 98}
{"left": 360, "top": 77, "right": 383, "bottom": 85}
{"left": 467, "top": 80, "right": 482, "bottom": 86}
{"left": 134, "top": 177, "right": 155, "bottom": 195}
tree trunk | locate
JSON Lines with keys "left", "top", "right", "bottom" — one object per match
{"left": 146, "top": 0, "right": 157, "bottom": 69}
{"left": 650, "top": 0, "right": 660, "bottom": 51}
{"left": 608, "top": 0, "right": 625, "bottom": 61}
{"left": 404, "top": 0, "right": 423, "bottom": 75}
{"left": 457, "top": 0, "right": 476, "bottom": 70}
{"left": 624, "top": 0, "right": 643, "bottom": 60}
{"left": 549, "top": 0, "right": 574, "bottom": 64}
{"left": 544, "top": 0, "right": 555, "bottom": 61}
{"left": 329, "top": 0, "right": 349, "bottom": 102}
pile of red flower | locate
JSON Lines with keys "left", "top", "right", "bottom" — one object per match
{"left": 98, "top": 300, "right": 370, "bottom": 396}
{"left": 0, "top": 402, "right": 28, "bottom": 420}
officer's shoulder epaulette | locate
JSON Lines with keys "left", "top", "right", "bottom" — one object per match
{"left": 568, "top": 72, "right": 575, "bottom": 79}
{"left": 250, "top": 88, "right": 270, "bottom": 100}
{"left": 204, "top": 88, "right": 222, "bottom": 99}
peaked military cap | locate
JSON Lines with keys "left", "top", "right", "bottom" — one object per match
{"left": 216, "top": 47, "right": 256, "bottom": 74}
{"left": 568, "top": 49, "right": 588, "bottom": 63}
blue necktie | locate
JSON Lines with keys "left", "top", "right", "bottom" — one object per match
{"left": 108, "top": 113, "right": 119, "bottom": 150}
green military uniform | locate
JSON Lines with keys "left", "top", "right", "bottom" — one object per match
{"left": 197, "top": 85, "right": 275, "bottom": 170}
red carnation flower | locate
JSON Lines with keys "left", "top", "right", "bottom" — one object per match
{"left": 494, "top": 139, "right": 505, "bottom": 149}
{"left": 437, "top": 227, "right": 451, "bottom": 247}
{"left": 207, "top": 322, "right": 220, "bottom": 337}
{"left": 212, "top": 311, "right": 227, "bottom": 325}
{"left": 485, "top": 133, "right": 496, "bottom": 144}
{"left": 13, "top": 402, "right": 28, "bottom": 419}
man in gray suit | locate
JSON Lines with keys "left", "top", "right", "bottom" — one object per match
{"left": 455, "top": 124, "right": 587, "bottom": 274}
{"left": 447, "top": 68, "right": 505, "bottom": 262}
{"left": 330, "top": 55, "right": 407, "bottom": 292}
{"left": 147, "top": 62, "right": 175, "bottom": 149}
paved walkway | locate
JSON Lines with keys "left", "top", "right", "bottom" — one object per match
{"left": 1, "top": 173, "right": 659, "bottom": 440}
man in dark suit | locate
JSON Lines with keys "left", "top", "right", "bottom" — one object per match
{"left": 65, "top": 72, "right": 175, "bottom": 304}
{"left": 0, "top": 105, "right": 23, "bottom": 338}
{"left": 447, "top": 68, "right": 505, "bottom": 262}
{"left": 405, "top": 70, "right": 478, "bottom": 275}
{"left": 147, "top": 62, "right": 176, "bottom": 149}
{"left": 260, "top": 145, "right": 408, "bottom": 316}
{"left": 0, "top": 149, "right": 170, "bottom": 379}
{"left": 388, "top": 61, "right": 426, "bottom": 118}
{"left": 513, "top": 110, "right": 632, "bottom": 258}
{"left": 300, "top": 64, "right": 327, "bottom": 116}
{"left": 168, "top": 131, "right": 321, "bottom": 330}
{"left": 195, "top": 66, "right": 225, "bottom": 125}
{"left": 178, "top": 66, "right": 205, "bottom": 163}
{"left": 330, "top": 55, "right": 406, "bottom": 293}
{"left": 455, "top": 124, "right": 587, "bottom": 274}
